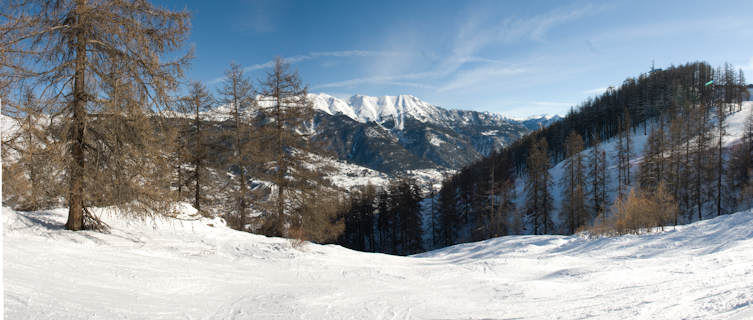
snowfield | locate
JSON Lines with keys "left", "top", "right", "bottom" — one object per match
{"left": 4, "top": 205, "right": 753, "bottom": 319}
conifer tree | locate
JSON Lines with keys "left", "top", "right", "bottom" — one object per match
{"left": 376, "top": 189, "right": 393, "bottom": 251}
{"left": 714, "top": 86, "right": 727, "bottom": 217}
{"left": 1, "top": 88, "right": 63, "bottom": 210}
{"left": 690, "top": 85, "right": 712, "bottom": 221}
{"left": 560, "top": 131, "right": 587, "bottom": 234}
{"left": 218, "top": 63, "right": 256, "bottom": 229}
{"left": 666, "top": 115, "right": 687, "bottom": 224}
{"left": 437, "top": 179, "right": 459, "bottom": 246}
{"left": 257, "top": 57, "right": 317, "bottom": 237}
{"left": 179, "top": 82, "right": 214, "bottom": 214}
{"left": 396, "top": 179, "right": 423, "bottom": 255}
{"left": 587, "top": 134, "right": 608, "bottom": 220}
{"left": 525, "top": 137, "right": 553, "bottom": 234}
{"left": 639, "top": 125, "right": 666, "bottom": 192}
{"left": 2, "top": 0, "right": 191, "bottom": 230}
{"left": 428, "top": 188, "right": 438, "bottom": 249}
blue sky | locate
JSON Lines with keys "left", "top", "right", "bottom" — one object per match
{"left": 157, "top": 0, "right": 753, "bottom": 118}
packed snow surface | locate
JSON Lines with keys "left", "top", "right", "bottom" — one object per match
{"left": 4, "top": 205, "right": 753, "bottom": 319}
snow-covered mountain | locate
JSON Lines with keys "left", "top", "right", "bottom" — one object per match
{"left": 309, "top": 93, "right": 548, "bottom": 174}
{"left": 309, "top": 93, "right": 537, "bottom": 130}
{"left": 159, "top": 92, "right": 554, "bottom": 177}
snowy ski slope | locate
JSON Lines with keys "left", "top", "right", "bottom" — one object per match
{"left": 4, "top": 204, "right": 753, "bottom": 319}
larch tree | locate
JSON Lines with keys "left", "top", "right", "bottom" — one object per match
{"left": 1, "top": 88, "right": 64, "bottom": 210}
{"left": 639, "top": 125, "right": 666, "bottom": 192}
{"left": 483, "top": 155, "right": 515, "bottom": 238}
{"left": 1, "top": 0, "right": 191, "bottom": 230}
{"left": 560, "top": 131, "right": 587, "bottom": 234}
{"left": 713, "top": 83, "right": 728, "bottom": 217}
{"left": 623, "top": 109, "right": 633, "bottom": 186}
{"left": 525, "top": 137, "right": 552, "bottom": 234}
{"left": 690, "top": 84, "right": 712, "bottom": 222}
{"left": 665, "top": 114, "right": 686, "bottom": 224}
{"left": 437, "top": 178, "right": 459, "bottom": 246}
{"left": 587, "top": 134, "right": 608, "bottom": 223}
{"left": 178, "top": 81, "right": 214, "bottom": 214}
{"left": 217, "top": 63, "right": 256, "bottom": 230}
{"left": 257, "top": 57, "right": 321, "bottom": 238}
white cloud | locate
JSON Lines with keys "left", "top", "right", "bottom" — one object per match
{"left": 208, "top": 50, "right": 409, "bottom": 84}
{"left": 242, "top": 51, "right": 396, "bottom": 73}
{"left": 438, "top": 66, "right": 527, "bottom": 92}
{"left": 583, "top": 87, "right": 608, "bottom": 95}
{"left": 432, "top": 4, "right": 606, "bottom": 93}
{"left": 315, "top": 4, "right": 602, "bottom": 93}
{"left": 313, "top": 72, "right": 439, "bottom": 90}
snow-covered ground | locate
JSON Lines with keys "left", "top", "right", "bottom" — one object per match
{"left": 4, "top": 204, "right": 753, "bottom": 319}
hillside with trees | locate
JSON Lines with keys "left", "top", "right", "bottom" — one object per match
{"left": 431, "top": 62, "right": 751, "bottom": 249}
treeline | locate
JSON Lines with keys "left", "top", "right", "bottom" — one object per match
{"left": 1, "top": 1, "right": 345, "bottom": 242}
{"left": 434, "top": 61, "right": 751, "bottom": 247}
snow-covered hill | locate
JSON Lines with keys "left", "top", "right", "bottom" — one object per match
{"left": 4, "top": 205, "right": 753, "bottom": 319}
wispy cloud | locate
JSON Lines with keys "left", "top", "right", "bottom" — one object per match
{"left": 244, "top": 50, "right": 406, "bottom": 72}
{"left": 315, "top": 4, "right": 605, "bottom": 93}
{"left": 209, "top": 50, "right": 409, "bottom": 84}
{"left": 438, "top": 66, "right": 527, "bottom": 92}
{"left": 583, "top": 87, "right": 608, "bottom": 95}
{"left": 426, "top": 4, "right": 607, "bottom": 92}
{"left": 313, "top": 71, "right": 440, "bottom": 90}
{"left": 591, "top": 17, "right": 753, "bottom": 44}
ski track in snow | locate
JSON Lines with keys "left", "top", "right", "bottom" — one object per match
{"left": 4, "top": 205, "right": 753, "bottom": 319}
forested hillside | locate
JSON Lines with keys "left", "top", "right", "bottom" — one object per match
{"left": 427, "top": 62, "right": 751, "bottom": 249}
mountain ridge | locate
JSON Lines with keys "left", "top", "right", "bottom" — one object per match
{"left": 309, "top": 92, "right": 560, "bottom": 130}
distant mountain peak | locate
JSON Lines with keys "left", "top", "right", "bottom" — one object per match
{"left": 311, "top": 93, "right": 443, "bottom": 130}
{"left": 311, "top": 93, "right": 562, "bottom": 131}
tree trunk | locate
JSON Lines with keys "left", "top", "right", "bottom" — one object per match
{"left": 234, "top": 93, "right": 248, "bottom": 229}
{"left": 66, "top": 0, "right": 87, "bottom": 231}
{"left": 193, "top": 95, "right": 201, "bottom": 212}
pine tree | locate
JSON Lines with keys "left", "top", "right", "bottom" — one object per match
{"left": 2, "top": 0, "right": 191, "bottom": 230}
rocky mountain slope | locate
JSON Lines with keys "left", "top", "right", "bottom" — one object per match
{"left": 309, "top": 93, "right": 552, "bottom": 174}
